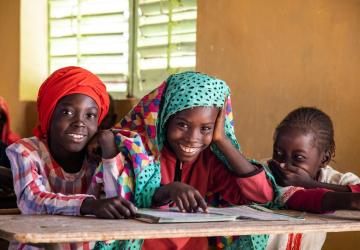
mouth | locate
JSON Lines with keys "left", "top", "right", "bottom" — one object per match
{"left": 66, "top": 133, "right": 87, "bottom": 143}
{"left": 179, "top": 144, "right": 202, "bottom": 155}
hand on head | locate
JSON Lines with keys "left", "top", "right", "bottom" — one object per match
{"left": 87, "top": 129, "right": 119, "bottom": 163}
{"left": 212, "top": 97, "right": 227, "bottom": 144}
{"left": 165, "top": 182, "right": 208, "bottom": 213}
{"left": 268, "top": 159, "right": 315, "bottom": 188}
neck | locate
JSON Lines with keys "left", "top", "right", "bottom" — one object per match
{"left": 48, "top": 140, "right": 85, "bottom": 174}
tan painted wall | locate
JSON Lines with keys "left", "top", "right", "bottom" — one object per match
{"left": 196, "top": 0, "right": 360, "bottom": 249}
{"left": 0, "top": 0, "right": 35, "bottom": 137}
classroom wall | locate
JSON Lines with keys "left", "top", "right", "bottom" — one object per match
{"left": 196, "top": 0, "right": 360, "bottom": 249}
{"left": 0, "top": 0, "right": 35, "bottom": 137}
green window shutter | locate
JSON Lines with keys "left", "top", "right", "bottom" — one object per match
{"left": 135, "top": 0, "right": 197, "bottom": 97}
{"left": 48, "top": 0, "right": 130, "bottom": 98}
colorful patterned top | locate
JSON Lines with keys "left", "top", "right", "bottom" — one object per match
{"left": 6, "top": 136, "right": 143, "bottom": 250}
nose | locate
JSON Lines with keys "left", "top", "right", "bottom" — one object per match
{"left": 282, "top": 159, "right": 293, "bottom": 168}
{"left": 277, "top": 156, "right": 291, "bottom": 168}
{"left": 71, "top": 113, "right": 86, "bottom": 127}
{"left": 186, "top": 128, "right": 201, "bottom": 142}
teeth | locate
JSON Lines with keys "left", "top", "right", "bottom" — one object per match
{"left": 68, "top": 134, "right": 85, "bottom": 139}
{"left": 179, "top": 145, "right": 200, "bottom": 153}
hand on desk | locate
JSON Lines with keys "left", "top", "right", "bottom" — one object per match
{"left": 152, "top": 182, "right": 208, "bottom": 213}
{"left": 80, "top": 197, "right": 137, "bottom": 219}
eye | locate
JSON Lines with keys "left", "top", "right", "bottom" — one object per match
{"left": 87, "top": 112, "right": 98, "bottom": 119}
{"left": 201, "top": 126, "right": 213, "bottom": 133}
{"left": 294, "top": 154, "right": 306, "bottom": 162}
{"left": 61, "top": 109, "right": 73, "bottom": 116}
{"left": 273, "top": 149, "right": 284, "bottom": 160}
{"left": 273, "top": 149, "right": 282, "bottom": 156}
{"left": 177, "top": 122, "right": 189, "bottom": 129}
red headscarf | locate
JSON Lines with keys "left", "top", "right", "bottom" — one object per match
{"left": 33, "top": 66, "right": 109, "bottom": 138}
{"left": 0, "top": 96, "right": 21, "bottom": 144}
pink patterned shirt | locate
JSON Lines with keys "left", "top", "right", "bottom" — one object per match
{"left": 6, "top": 137, "right": 125, "bottom": 250}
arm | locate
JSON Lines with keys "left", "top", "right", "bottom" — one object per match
{"left": 285, "top": 188, "right": 332, "bottom": 213}
{"left": 6, "top": 142, "right": 94, "bottom": 216}
{"left": 308, "top": 182, "right": 350, "bottom": 192}
{"left": 322, "top": 192, "right": 360, "bottom": 211}
{"left": 212, "top": 100, "right": 257, "bottom": 175}
{"left": 286, "top": 188, "right": 360, "bottom": 213}
{"left": 209, "top": 158, "right": 274, "bottom": 204}
{"left": 88, "top": 129, "right": 135, "bottom": 199}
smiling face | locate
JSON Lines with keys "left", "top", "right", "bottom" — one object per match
{"left": 48, "top": 94, "right": 99, "bottom": 158}
{"left": 166, "top": 106, "right": 219, "bottom": 163}
{"left": 272, "top": 128, "right": 326, "bottom": 179}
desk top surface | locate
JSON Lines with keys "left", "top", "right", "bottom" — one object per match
{"left": 1, "top": 210, "right": 360, "bottom": 243}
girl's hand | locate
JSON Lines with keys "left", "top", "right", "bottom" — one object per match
{"left": 268, "top": 159, "right": 316, "bottom": 188}
{"left": 80, "top": 197, "right": 137, "bottom": 219}
{"left": 97, "top": 130, "right": 119, "bottom": 159}
{"left": 212, "top": 98, "right": 227, "bottom": 144}
{"left": 87, "top": 130, "right": 119, "bottom": 162}
{"left": 164, "top": 182, "right": 208, "bottom": 213}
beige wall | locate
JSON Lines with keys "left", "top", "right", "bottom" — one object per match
{"left": 197, "top": 0, "right": 360, "bottom": 249}
{"left": 0, "top": 0, "right": 35, "bottom": 137}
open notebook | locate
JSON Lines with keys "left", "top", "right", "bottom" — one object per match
{"left": 135, "top": 205, "right": 303, "bottom": 224}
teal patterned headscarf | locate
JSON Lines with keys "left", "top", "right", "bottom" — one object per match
{"left": 157, "top": 71, "right": 241, "bottom": 168}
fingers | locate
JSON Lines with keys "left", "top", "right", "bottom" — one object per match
{"left": 176, "top": 190, "right": 207, "bottom": 213}
{"left": 268, "top": 159, "right": 284, "bottom": 168}
{"left": 106, "top": 204, "right": 124, "bottom": 219}
{"left": 175, "top": 197, "right": 185, "bottom": 212}
{"left": 119, "top": 198, "right": 138, "bottom": 215}
{"left": 194, "top": 192, "right": 208, "bottom": 212}
{"left": 284, "top": 164, "right": 299, "bottom": 173}
{"left": 94, "top": 197, "right": 138, "bottom": 219}
{"left": 223, "top": 96, "right": 228, "bottom": 114}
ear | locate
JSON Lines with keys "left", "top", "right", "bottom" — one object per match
{"left": 320, "top": 150, "right": 332, "bottom": 167}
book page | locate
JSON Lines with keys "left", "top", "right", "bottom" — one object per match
{"left": 208, "top": 205, "right": 304, "bottom": 221}
{"left": 136, "top": 208, "right": 237, "bottom": 223}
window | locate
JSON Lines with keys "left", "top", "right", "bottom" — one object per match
{"left": 48, "top": 0, "right": 197, "bottom": 98}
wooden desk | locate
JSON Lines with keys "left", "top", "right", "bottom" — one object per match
{"left": 0, "top": 211, "right": 360, "bottom": 244}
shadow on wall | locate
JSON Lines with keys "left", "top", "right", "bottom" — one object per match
{"left": 24, "top": 101, "right": 37, "bottom": 137}
{"left": 113, "top": 98, "right": 138, "bottom": 124}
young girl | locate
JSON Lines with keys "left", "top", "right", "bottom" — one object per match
{"left": 6, "top": 66, "right": 159, "bottom": 250}
{"left": 119, "top": 71, "right": 277, "bottom": 250}
{"left": 266, "top": 107, "right": 360, "bottom": 250}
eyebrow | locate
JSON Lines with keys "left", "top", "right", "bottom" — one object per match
{"left": 174, "top": 116, "right": 215, "bottom": 126}
{"left": 58, "top": 102, "right": 98, "bottom": 110}
{"left": 273, "top": 145, "right": 308, "bottom": 154}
